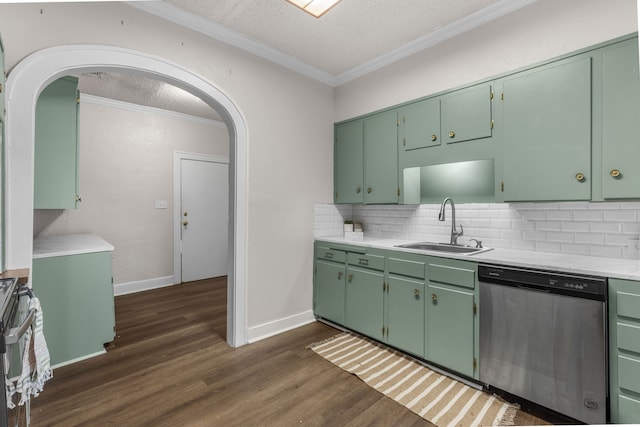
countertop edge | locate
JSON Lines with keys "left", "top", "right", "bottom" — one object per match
{"left": 315, "top": 236, "right": 640, "bottom": 281}
{"left": 33, "top": 233, "right": 114, "bottom": 259}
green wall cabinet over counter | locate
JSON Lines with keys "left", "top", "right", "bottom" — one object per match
{"left": 602, "top": 38, "right": 640, "bottom": 199}
{"left": 334, "top": 120, "right": 364, "bottom": 204}
{"left": 34, "top": 77, "right": 80, "bottom": 209}
{"left": 335, "top": 33, "right": 640, "bottom": 204}
{"left": 32, "top": 250, "right": 115, "bottom": 367}
{"left": 502, "top": 56, "right": 592, "bottom": 201}
{"left": 609, "top": 278, "right": 640, "bottom": 424}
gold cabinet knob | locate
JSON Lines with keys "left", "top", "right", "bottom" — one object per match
{"left": 449, "top": 131, "right": 455, "bottom": 138}
{"left": 347, "top": 274, "right": 353, "bottom": 281}
{"left": 431, "top": 134, "right": 437, "bottom": 142}
{"left": 414, "top": 289, "right": 420, "bottom": 299}
{"left": 610, "top": 169, "right": 621, "bottom": 178}
{"left": 183, "top": 220, "right": 189, "bottom": 226}
{"left": 355, "top": 186, "right": 361, "bottom": 194}
{"left": 337, "top": 272, "right": 343, "bottom": 280}
{"left": 367, "top": 187, "right": 372, "bottom": 194}
{"left": 431, "top": 294, "right": 437, "bottom": 302}
{"left": 575, "top": 173, "right": 585, "bottom": 182}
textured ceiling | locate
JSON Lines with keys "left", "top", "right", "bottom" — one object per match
{"left": 164, "top": 0, "right": 504, "bottom": 76}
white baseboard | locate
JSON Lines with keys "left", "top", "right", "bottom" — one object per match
{"left": 247, "top": 310, "right": 316, "bottom": 343}
{"left": 114, "top": 276, "right": 176, "bottom": 296}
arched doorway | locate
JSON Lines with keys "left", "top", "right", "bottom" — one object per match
{"left": 5, "top": 44, "right": 248, "bottom": 347}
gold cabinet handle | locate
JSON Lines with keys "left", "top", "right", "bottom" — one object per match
{"left": 575, "top": 173, "right": 585, "bottom": 182}
{"left": 337, "top": 272, "right": 343, "bottom": 279}
{"left": 356, "top": 186, "right": 361, "bottom": 194}
{"left": 610, "top": 169, "right": 621, "bottom": 178}
{"left": 431, "top": 134, "right": 437, "bottom": 142}
{"left": 431, "top": 294, "right": 437, "bottom": 302}
{"left": 414, "top": 289, "right": 420, "bottom": 299}
{"left": 367, "top": 187, "right": 372, "bottom": 194}
{"left": 347, "top": 274, "right": 353, "bottom": 281}
{"left": 449, "top": 131, "right": 455, "bottom": 138}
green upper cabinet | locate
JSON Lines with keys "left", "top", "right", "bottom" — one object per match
{"left": 502, "top": 56, "right": 592, "bottom": 201}
{"left": 334, "top": 119, "right": 364, "bottom": 204}
{"left": 34, "top": 77, "right": 80, "bottom": 209}
{"left": 364, "top": 110, "right": 399, "bottom": 204}
{"left": 602, "top": 38, "right": 640, "bottom": 199}
{"left": 441, "top": 83, "right": 493, "bottom": 145}
{"left": 399, "top": 98, "right": 440, "bottom": 151}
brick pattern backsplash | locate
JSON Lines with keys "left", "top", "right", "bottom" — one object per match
{"left": 314, "top": 202, "right": 640, "bottom": 260}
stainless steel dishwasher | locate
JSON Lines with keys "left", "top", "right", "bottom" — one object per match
{"left": 478, "top": 264, "right": 607, "bottom": 424}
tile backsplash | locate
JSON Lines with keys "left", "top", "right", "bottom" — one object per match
{"left": 314, "top": 202, "right": 640, "bottom": 260}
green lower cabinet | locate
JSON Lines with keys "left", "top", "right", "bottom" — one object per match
{"left": 32, "top": 251, "right": 115, "bottom": 366}
{"left": 345, "top": 266, "right": 384, "bottom": 340}
{"left": 426, "top": 284, "right": 475, "bottom": 378}
{"left": 314, "top": 259, "right": 346, "bottom": 325}
{"left": 386, "top": 275, "right": 425, "bottom": 357}
{"left": 609, "top": 278, "right": 640, "bottom": 424}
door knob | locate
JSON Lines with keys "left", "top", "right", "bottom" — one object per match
{"left": 183, "top": 211, "right": 188, "bottom": 216}
{"left": 183, "top": 220, "right": 189, "bottom": 226}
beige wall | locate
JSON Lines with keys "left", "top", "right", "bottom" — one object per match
{"left": 0, "top": 2, "right": 335, "bottom": 335}
{"left": 335, "top": 0, "right": 639, "bottom": 121}
{"left": 33, "top": 96, "right": 228, "bottom": 285}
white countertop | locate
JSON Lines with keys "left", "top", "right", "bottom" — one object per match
{"left": 316, "top": 236, "right": 640, "bottom": 281}
{"left": 33, "top": 233, "right": 114, "bottom": 259}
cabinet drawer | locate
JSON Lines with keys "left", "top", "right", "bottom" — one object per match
{"left": 347, "top": 253, "right": 385, "bottom": 271}
{"left": 618, "top": 394, "right": 640, "bottom": 424}
{"left": 316, "top": 247, "right": 346, "bottom": 263}
{"left": 389, "top": 257, "right": 426, "bottom": 279}
{"left": 428, "top": 263, "right": 475, "bottom": 289}
{"left": 618, "top": 291, "right": 640, "bottom": 320}
{"left": 618, "top": 322, "right": 640, "bottom": 354}
{"left": 619, "top": 355, "right": 640, "bottom": 395}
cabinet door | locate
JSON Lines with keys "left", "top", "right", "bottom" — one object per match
{"left": 602, "top": 39, "right": 640, "bottom": 199}
{"left": 314, "top": 259, "right": 346, "bottom": 325}
{"left": 441, "top": 83, "right": 492, "bottom": 144}
{"left": 503, "top": 56, "right": 591, "bottom": 201}
{"left": 0, "top": 34, "right": 4, "bottom": 114}
{"left": 427, "top": 284, "right": 475, "bottom": 377}
{"left": 345, "top": 266, "right": 384, "bottom": 340}
{"left": 34, "top": 77, "right": 80, "bottom": 209}
{"left": 387, "top": 276, "right": 425, "bottom": 357}
{"left": 32, "top": 251, "right": 115, "bottom": 366}
{"left": 364, "top": 110, "right": 398, "bottom": 204}
{"left": 399, "top": 98, "right": 440, "bottom": 151}
{"left": 334, "top": 120, "right": 364, "bottom": 204}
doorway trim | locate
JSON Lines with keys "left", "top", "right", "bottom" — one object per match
{"left": 5, "top": 44, "right": 248, "bottom": 347}
{"left": 173, "top": 151, "right": 229, "bottom": 284}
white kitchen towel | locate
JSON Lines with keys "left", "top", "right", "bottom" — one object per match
{"left": 15, "top": 296, "right": 53, "bottom": 406}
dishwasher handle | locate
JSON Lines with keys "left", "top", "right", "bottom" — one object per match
{"left": 5, "top": 308, "right": 36, "bottom": 345}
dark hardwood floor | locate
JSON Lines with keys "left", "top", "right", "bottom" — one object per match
{"left": 29, "top": 278, "right": 549, "bottom": 426}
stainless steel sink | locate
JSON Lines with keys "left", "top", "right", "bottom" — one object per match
{"left": 394, "top": 242, "right": 493, "bottom": 255}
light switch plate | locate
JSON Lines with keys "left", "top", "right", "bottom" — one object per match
{"left": 155, "top": 200, "right": 168, "bottom": 209}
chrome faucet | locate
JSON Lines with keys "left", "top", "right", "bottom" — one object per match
{"left": 438, "top": 197, "right": 463, "bottom": 245}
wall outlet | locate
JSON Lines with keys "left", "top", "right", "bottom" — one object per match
{"left": 155, "top": 200, "right": 168, "bottom": 209}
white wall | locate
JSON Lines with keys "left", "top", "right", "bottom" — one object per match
{"left": 336, "top": 0, "right": 639, "bottom": 120}
{"left": 0, "top": 3, "right": 334, "bottom": 339}
{"left": 33, "top": 95, "right": 228, "bottom": 286}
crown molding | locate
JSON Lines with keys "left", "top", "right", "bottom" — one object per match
{"left": 127, "top": 1, "right": 337, "bottom": 86}
{"left": 334, "top": 0, "right": 539, "bottom": 86}
{"left": 129, "top": 0, "right": 538, "bottom": 88}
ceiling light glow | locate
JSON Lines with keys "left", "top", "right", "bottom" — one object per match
{"left": 286, "top": 0, "right": 341, "bottom": 18}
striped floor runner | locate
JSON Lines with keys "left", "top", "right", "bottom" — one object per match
{"left": 309, "top": 332, "right": 518, "bottom": 427}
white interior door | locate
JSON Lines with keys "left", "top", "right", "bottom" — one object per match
{"left": 180, "top": 157, "right": 228, "bottom": 282}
